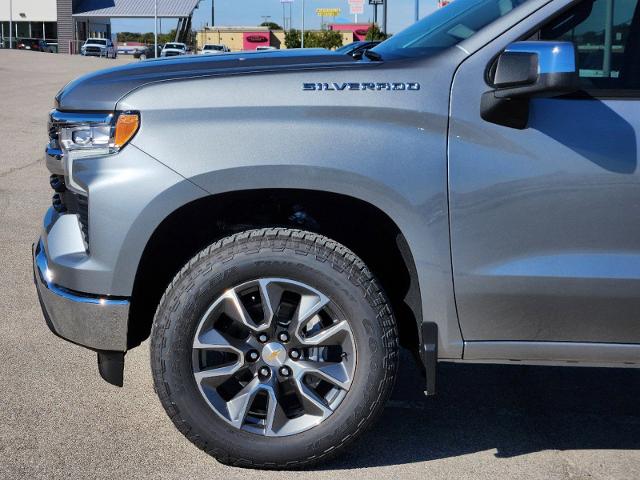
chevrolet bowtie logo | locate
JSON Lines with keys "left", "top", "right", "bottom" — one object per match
{"left": 266, "top": 350, "right": 281, "bottom": 362}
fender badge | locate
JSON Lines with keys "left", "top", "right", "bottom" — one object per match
{"left": 303, "top": 82, "right": 421, "bottom": 91}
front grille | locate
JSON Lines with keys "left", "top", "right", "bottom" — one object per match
{"left": 53, "top": 189, "right": 89, "bottom": 247}
{"left": 47, "top": 114, "right": 89, "bottom": 248}
{"left": 46, "top": 110, "right": 112, "bottom": 250}
{"left": 85, "top": 47, "right": 102, "bottom": 54}
{"left": 76, "top": 195, "right": 89, "bottom": 244}
{"left": 48, "top": 121, "right": 60, "bottom": 148}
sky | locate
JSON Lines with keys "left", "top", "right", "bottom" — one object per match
{"left": 112, "top": 0, "right": 439, "bottom": 35}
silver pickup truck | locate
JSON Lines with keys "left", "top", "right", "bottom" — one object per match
{"left": 34, "top": 0, "right": 640, "bottom": 469}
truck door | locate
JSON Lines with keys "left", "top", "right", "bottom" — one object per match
{"left": 449, "top": 0, "right": 640, "bottom": 351}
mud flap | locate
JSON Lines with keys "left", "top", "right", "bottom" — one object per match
{"left": 421, "top": 322, "right": 438, "bottom": 396}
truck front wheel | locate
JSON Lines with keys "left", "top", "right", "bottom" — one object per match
{"left": 150, "top": 228, "right": 399, "bottom": 468}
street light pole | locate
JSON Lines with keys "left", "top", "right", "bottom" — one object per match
{"left": 301, "top": 0, "right": 305, "bottom": 48}
{"left": 154, "top": 0, "right": 158, "bottom": 56}
{"left": 383, "top": 0, "right": 388, "bottom": 35}
{"left": 415, "top": 0, "right": 419, "bottom": 21}
{"left": 9, "top": 0, "right": 13, "bottom": 49}
{"left": 211, "top": 0, "right": 215, "bottom": 27}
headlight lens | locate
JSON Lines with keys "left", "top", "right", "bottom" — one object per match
{"left": 59, "top": 112, "right": 139, "bottom": 153}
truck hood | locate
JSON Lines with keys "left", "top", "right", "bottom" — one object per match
{"left": 56, "top": 49, "right": 361, "bottom": 111}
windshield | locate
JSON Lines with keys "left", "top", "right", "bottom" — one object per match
{"left": 87, "top": 39, "right": 107, "bottom": 45}
{"left": 204, "top": 45, "right": 224, "bottom": 51}
{"left": 373, "top": 0, "right": 531, "bottom": 59}
{"left": 165, "top": 43, "right": 184, "bottom": 50}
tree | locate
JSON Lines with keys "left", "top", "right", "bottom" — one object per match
{"left": 260, "top": 22, "right": 283, "bottom": 30}
{"left": 365, "top": 23, "right": 388, "bottom": 41}
{"left": 116, "top": 29, "right": 178, "bottom": 45}
{"left": 285, "top": 29, "right": 343, "bottom": 50}
{"left": 305, "top": 31, "right": 343, "bottom": 49}
{"left": 285, "top": 29, "right": 301, "bottom": 49}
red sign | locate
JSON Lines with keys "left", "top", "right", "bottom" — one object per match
{"left": 243, "top": 32, "right": 270, "bottom": 50}
{"left": 246, "top": 35, "right": 268, "bottom": 43}
{"left": 355, "top": 29, "right": 369, "bottom": 36}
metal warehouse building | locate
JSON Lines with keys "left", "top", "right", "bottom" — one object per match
{"left": 1, "top": 0, "right": 200, "bottom": 53}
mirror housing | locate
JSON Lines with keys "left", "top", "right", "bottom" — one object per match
{"left": 481, "top": 41, "right": 579, "bottom": 129}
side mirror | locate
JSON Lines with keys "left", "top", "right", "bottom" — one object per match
{"left": 481, "top": 41, "right": 579, "bottom": 129}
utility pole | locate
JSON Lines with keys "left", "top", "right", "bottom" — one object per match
{"left": 301, "top": 0, "right": 305, "bottom": 48}
{"left": 154, "top": 0, "right": 158, "bottom": 56}
{"left": 415, "top": 0, "right": 419, "bottom": 21}
{"left": 9, "top": 0, "right": 13, "bottom": 49}
{"left": 211, "top": 0, "right": 215, "bottom": 27}
{"left": 383, "top": 0, "right": 388, "bottom": 35}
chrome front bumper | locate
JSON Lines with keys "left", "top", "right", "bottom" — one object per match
{"left": 33, "top": 240, "right": 130, "bottom": 352}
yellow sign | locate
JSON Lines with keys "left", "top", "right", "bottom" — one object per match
{"left": 316, "top": 8, "right": 341, "bottom": 16}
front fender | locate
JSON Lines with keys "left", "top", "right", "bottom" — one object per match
{"left": 119, "top": 63, "right": 463, "bottom": 357}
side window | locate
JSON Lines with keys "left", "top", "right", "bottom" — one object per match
{"left": 539, "top": 0, "right": 640, "bottom": 91}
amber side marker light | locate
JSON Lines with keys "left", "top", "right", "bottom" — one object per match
{"left": 114, "top": 113, "right": 140, "bottom": 148}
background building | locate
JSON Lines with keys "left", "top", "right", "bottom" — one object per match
{"left": 1, "top": 0, "right": 58, "bottom": 48}
{"left": 197, "top": 26, "right": 286, "bottom": 51}
{"left": 1, "top": 0, "right": 199, "bottom": 53}
{"left": 196, "top": 23, "right": 373, "bottom": 52}
{"left": 328, "top": 23, "right": 372, "bottom": 41}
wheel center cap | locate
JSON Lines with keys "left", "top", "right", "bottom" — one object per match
{"left": 262, "top": 342, "right": 287, "bottom": 367}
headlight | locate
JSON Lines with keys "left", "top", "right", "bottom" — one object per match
{"left": 59, "top": 112, "right": 139, "bottom": 154}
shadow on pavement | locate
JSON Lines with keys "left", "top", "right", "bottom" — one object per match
{"left": 323, "top": 350, "right": 640, "bottom": 469}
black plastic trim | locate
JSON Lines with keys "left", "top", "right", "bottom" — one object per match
{"left": 97, "top": 351, "right": 125, "bottom": 387}
{"left": 421, "top": 322, "right": 438, "bottom": 396}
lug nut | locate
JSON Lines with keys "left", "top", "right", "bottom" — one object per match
{"left": 246, "top": 350, "right": 259, "bottom": 362}
{"left": 257, "top": 333, "right": 269, "bottom": 343}
{"left": 258, "top": 366, "right": 271, "bottom": 379}
{"left": 278, "top": 332, "right": 290, "bottom": 343}
{"left": 289, "top": 349, "right": 300, "bottom": 360}
{"left": 279, "top": 366, "right": 291, "bottom": 377}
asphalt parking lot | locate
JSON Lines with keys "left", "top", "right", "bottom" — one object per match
{"left": 1, "top": 49, "right": 640, "bottom": 479}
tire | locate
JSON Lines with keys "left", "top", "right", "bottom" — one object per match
{"left": 150, "top": 228, "right": 399, "bottom": 469}
{"left": 139, "top": 54, "right": 146, "bottom": 60}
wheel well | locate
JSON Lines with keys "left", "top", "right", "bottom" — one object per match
{"left": 127, "top": 189, "right": 423, "bottom": 358}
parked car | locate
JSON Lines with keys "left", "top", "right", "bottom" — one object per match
{"left": 161, "top": 42, "right": 187, "bottom": 57}
{"left": 16, "top": 38, "right": 55, "bottom": 52}
{"left": 200, "top": 44, "right": 230, "bottom": 54}
{"left": 335, "top": 40, "right": 381, "bottom": 57}
{"left": 117, "top": 43, "right": 146, "bottom": 55}
{"left": 37, "top": 0, "right": 640, "bottom": 470}
{"left": 80, "top": 38, "right": 117, "bottom": 58}
{"left": 16, "top": 38, "right": 37, "bottom": 50}
{"left": 134, "top": 45, "right": 163, "bottom": 60}
{"left": 255, "top": 45, "right": 277, "bottom": 51}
